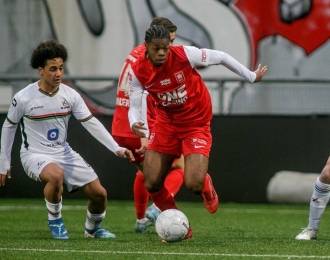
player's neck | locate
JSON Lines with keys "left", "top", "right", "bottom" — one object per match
{"left": 38, "top": 80, "right": 60, "bottom": 96}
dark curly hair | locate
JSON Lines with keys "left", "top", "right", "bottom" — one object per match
{"left": 145, "top": 25, "right": 170, "bottom": 43}
{"left": 30, "top": 40, "right": 67, "bottom": 69}
{"left": 150, "top": 17, "right": 177, "bottom": 33}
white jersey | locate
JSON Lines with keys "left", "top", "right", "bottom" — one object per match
{"left": 7, "top": 81, "right": 91, "bottom": 155}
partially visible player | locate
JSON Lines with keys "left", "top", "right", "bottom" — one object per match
{"left": 0, "top": 40, "right": 134, "bottom": 240}
{"left": 296, "top": 157, "right": 330, "bottom": 240}
{"left": 111, "top": 17, "right": 184, "bottom": 233}
{"left": 129, "top": 25, "right": 268, "bottom": 218}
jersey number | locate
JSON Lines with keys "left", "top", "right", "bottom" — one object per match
{"left": 47, "top": 128, "right": 59, "bottom": 141}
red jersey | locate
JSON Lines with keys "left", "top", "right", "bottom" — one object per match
{"left": 130, "top": 45, "right": 213, "bottom": 130}
{"left": 111, "top": 44, "right": 146, "bottom": 138}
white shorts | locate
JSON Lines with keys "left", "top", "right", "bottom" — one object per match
{"left": 20, "top": 147, "right": 98, "bottom": 192}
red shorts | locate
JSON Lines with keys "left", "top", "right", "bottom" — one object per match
{"left": 148, "top": 125, "right": 212, "bottom": 157}
{"left": 113, "top": 136, "right": 144, "bottom": 164}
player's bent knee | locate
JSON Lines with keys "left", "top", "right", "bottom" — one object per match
{"left": 94, "top": 186, "right": 107, "bottom": 201}
{"left": 41, "top": 166, "right": 64, "bottom": 186}
{"left": 185, "top": 179, "right": 203, "bottom": 193}
{"left": 321, "top": 164, "right": 330, "bottom": 182}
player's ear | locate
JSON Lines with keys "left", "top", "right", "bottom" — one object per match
{"left": 38, "top": 67, "right": 43, "bottom": 76}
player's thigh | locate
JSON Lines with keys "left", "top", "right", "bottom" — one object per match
{"left": 60, "top": 149, "right": 98, "bottom": 192}
{"left": 181, "top": 126, "right": 212, "bottom": 158}
{"left": 184, "top": 154, "right": 209, "bottom": 189}
{"left": 20, "top": 152, "right": 62, "bottom": 183}
{"left": 143, "top": 150, "right": 175, "bottom": 186}
{"left": 40, "top": 163, "right": 65, "bottom": 184}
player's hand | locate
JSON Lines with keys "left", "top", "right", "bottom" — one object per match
{"left": 136, "top": 137, "right": 148, "bottom": 156}
{"left": 0, "top": 170, "right": 11, "bottom": 187}
{"left": 132, "top": 122, "right": 147, "bottom": 138}
{"left": 254, "top": 64, "right": 268, "bottom": 82}
{"left": 116, "top": 148, "right": 135, "bottom": 163}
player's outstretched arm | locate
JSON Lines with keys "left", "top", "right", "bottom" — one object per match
{"left": 254, "top": 64, "right": 268, "bottom": 82}
{"left": 184, "top": 46, "right": 268, "bottom": 83}
{"left": 80, "top": 117, "right": 135, "bottom": 162}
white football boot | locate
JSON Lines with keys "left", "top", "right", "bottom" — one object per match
{"left": 295, "top": 227, "right": 317, "bottom": 240}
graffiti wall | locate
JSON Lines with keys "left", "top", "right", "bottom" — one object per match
{"left": 0, "top": 0, "right": 329, "bottom": 114}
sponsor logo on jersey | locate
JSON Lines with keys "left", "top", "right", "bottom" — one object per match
{"left": 157, "top": 84, "right": 188, "bottom": 106}
{"left": 160, "top": 78, "right": 171, "bottom": 86}
{"left": 30, "top": 105, "right": 44, "bottom": 111}
{"left": 61, "top": 99, "right": 70, "bottom": 109}
{"left": 47, "top": 128, "right": 59, "bottom": 141}
{"left": 174, "top": 71, "right": 185, "bottom": 84}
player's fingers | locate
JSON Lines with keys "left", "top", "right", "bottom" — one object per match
{"left": 135, "top": 146, "right": 146, "bottom": 154}
{"left": 126, "top": 150, "right": 135, "bottom": 162}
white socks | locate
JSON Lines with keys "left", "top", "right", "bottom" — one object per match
{"left": 85, "top": 209, "right": 106, "bottom": 231}
{"left": 45, "top": 198, "right": 62, "bottom": 220}
{"left": 308, "top": 177, "right": 330, "bottom": 230}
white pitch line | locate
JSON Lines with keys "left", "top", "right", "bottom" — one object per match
{"left": 0, "top": 248, "right": 329, "bottom": 259}
{"left": 0, "top": 205, "right": 309, "bottom": 214}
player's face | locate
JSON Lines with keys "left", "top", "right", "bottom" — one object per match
{"left": 146, "top": 38, "right": 171, "bottom": 66}
{"left": 39, "top": 58, "right": 64, "bottom": 89}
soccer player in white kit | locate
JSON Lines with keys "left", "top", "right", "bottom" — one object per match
{"left": 0, "top": 40, "right": 134, "bottom": 240}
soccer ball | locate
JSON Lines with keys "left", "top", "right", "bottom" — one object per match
{"left": 155, "top": 209, "right": 190, "bottom": 242}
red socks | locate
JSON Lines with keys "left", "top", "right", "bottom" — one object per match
{"left": 134, "top": 168, "right": 184, "bottom": 216}
{"left": 164, "top": 168, "right": 184, "bottom": 197}
{"left": 133, "top": 170, "right": 149, "bottom": 219}
{"left": 150, "top": 186, "right": 177, "bottom": 211}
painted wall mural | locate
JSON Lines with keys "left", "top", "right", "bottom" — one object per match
{"left": 0, "top": 0, "right": 329, "bottom": 114}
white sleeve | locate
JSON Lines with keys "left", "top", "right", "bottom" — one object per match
{"left": 7, "top": 94, "right": 25, "bottom": 124}
{"left": 0, "top": 119, "right": 18, "bottom": 173}
{"left": 0, "top": 94, "right": 24, "bottom": 173}
{"left": 140, "top": 90, "right": 150, "bottom": 137}
{"left": 70, "top": 89, "right": 93, "bottom": 121}
{"left": 128, "top": 70, "right": 148, "bottom": 130}
{"left": 81, "top": 117, "right": 121, "bottom": 153}
{"left": 183, "top": 46, "right": 256, "bottom": 83}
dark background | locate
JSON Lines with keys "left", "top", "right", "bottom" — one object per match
{"left": 0, "top": 114, "right": 328, "bottom": 202}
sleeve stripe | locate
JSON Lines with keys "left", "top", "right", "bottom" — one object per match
{"left": 6, "top": 117, "right": 18, "bottom": 125}
{"left": 78, "top": 114, "right": 94, "bottom": 122}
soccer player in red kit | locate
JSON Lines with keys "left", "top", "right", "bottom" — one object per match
{"left": 129, "top": 25, "right": 268, "bottom": 216}
{"left": 111, "top": 17, "right": 184, "bottom": 233}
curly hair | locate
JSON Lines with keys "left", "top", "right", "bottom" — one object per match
{"left": 144, "top": 25, "right": 170, "bottom": 43}
{"left": 150, "top": 17, "right": 177, "bottom": 33}
{"left": 30, "top": 40, "right": 67, "bottom": 69}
